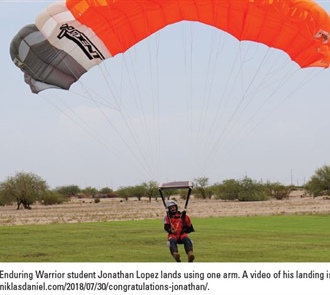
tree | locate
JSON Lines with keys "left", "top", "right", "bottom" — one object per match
{"left": 162, "top": 188, "right": 177, "bottom": 200}
{"left": 238, "top": 177, "right": 267, "bottom": 201}
{"left": 81, "top": 186, "right": 98, "bottom": 197}
{"left": 115, "top": 186, "right": 133, "bottom": 200}
{"left": 131, "top": 184, "right": 146, "bottom": 200}
{"left": 263, "top": 181, "right": 290, "bottom": 200}
{"left": 0, "top": 171, "right": 48, "bottom": 209}
{"left": 194, "top": 177, "right": 210, "bottom": 199}
{"left": 305, "top": 165, "right": 330, "bottom": 197}
{"left": 95, "top": 187, "right": 115, "bottom": 198}
{"left": 213, "top": 177, "right": 267, "bottom": 201}
{"left": 55, "top": 185, "right": 80, "bottom": 197}
{"left": 99, "top": 187, "right": 113, "bottom": 195}
{"left": 213, "top": 179, "right": 240, "bottom": 201}
{"left": 142, "top": 181, "right": 158, "bottom": 202}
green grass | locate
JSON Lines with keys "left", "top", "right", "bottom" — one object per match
{"left": 0, "top": 215, "right": 330, "bottom": 262}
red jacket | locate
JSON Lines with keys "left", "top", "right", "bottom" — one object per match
{"left": 164, "top": 211, "right": 194, "bottom": 240}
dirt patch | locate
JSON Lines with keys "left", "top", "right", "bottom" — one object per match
{"left": 0, "top": 191, "right": 329, "bottom": 226}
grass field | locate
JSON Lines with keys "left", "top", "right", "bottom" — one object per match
{"left": 0, "top": 215, "right": 329, "bottom": 262}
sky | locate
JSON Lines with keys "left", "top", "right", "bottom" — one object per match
{"left": 1, "top": 0, "right": 330, "bottom": 190}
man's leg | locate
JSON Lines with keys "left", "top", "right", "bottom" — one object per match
{"left": 167, "top": 238, "right": 181, "bottom": 262}
{"left": 182, "top": 237, "right": 195, "bottom": 262}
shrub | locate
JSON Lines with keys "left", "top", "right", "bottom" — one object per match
{"left": 305, "top": 165, "right": 330, "bottom": 197}
{"left": 41, "top": 190, "right": 68, "bottom": 205}
{"left": 270, "top": 184, "right": 290, "bottom": 200}
{"left": 213, "top": 177, "right": 268, "bottom": 202}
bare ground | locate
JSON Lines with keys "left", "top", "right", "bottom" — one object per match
{"left": 1, "top": 191, "right": 330, "bottom": 226}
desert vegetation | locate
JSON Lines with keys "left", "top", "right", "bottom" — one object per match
{"left": 0, "top": 165, "right": 330, "bottom": 226}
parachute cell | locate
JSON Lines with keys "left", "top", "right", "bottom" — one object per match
{"left": 10, "top": 0, "right": 330, "bottom": 93}
{"left": 10, "top": 23, "right": 87, "bottom": 93}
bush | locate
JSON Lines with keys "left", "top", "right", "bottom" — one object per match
{"left": 213, "top": 179, "right": 240, "bottom": 201}
{"left": 213, "top": 177, "right": 268, "bottom": 202}
{"left": 41, "top": 191, "right": 69, "bottom": 205}
{"left": 305, "top": 165, "right": 330, "bottom": 197}
{"left": 271, "top": 184, "right": 290, "bottom": 200}
{"left": 0, "top": 192, "right": 13, "bottom": 206}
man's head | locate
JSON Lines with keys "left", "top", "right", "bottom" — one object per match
{"left": 166, "top": 200, "right": 178, "bottom": 215}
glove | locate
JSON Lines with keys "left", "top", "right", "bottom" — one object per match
{"left": 181, "top": 210, "right": 186, "bottom": 219}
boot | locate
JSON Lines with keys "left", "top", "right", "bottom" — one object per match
{"left": 188, "top": 251, "right": 195, "bottom": 262}
{"left": 172, "top": 252, "right": 181, "bottom": 262}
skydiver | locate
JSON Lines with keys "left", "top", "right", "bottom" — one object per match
{"left": 163, "top": 200, "right": 195, "bottom": 262}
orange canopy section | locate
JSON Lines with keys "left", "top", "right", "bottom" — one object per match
{"left": 66, "top": 0, "right": 330, "bottom": 68}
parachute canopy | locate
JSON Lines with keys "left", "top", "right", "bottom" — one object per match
{"left": 10, "top": 0, "right": 330, "bottom": 94}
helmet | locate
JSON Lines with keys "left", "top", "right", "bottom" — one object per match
{"left": 166, "top": 200, "right": 178, "bottom": 215}
{"left": 166, "top": 200, "right": 177, "bottom": 208}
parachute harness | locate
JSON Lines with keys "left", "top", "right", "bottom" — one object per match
{"left": 158, "top": 181, "right": 193, "bottom": 230}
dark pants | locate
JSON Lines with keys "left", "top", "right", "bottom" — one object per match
{"left": 168, "top": 236, "right": 193, "bottom": 255}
